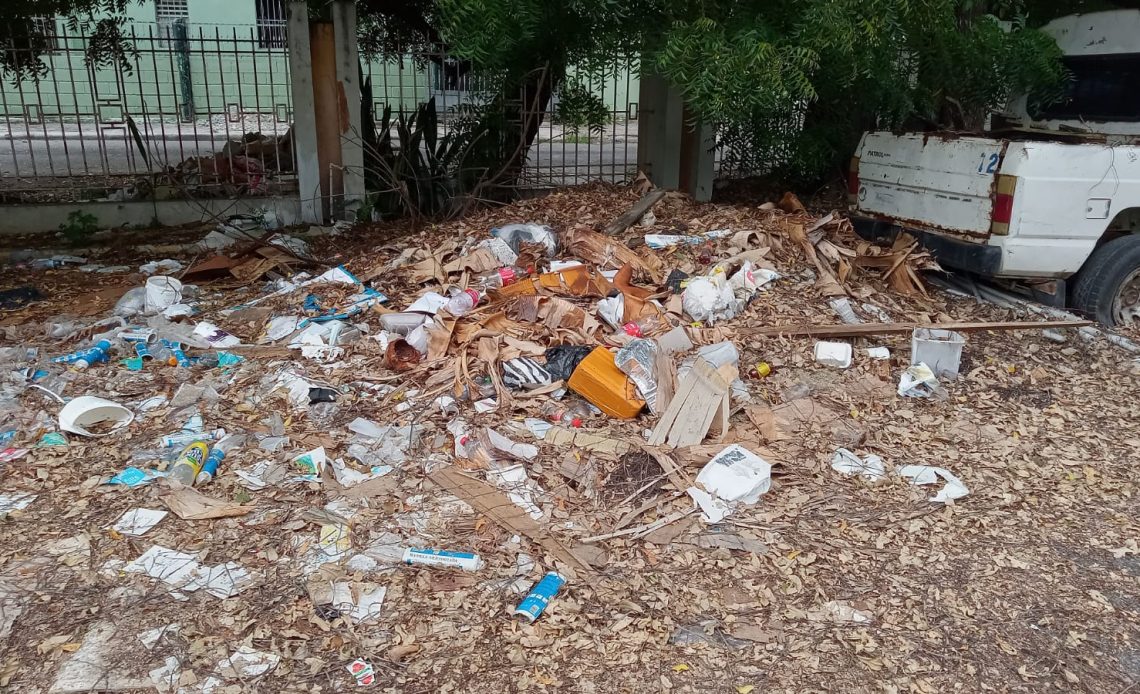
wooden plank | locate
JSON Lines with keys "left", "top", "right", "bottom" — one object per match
{"left": 752, "top": 319, "right": 1092, "bottom": 339}
{"left": 604, "top": 190, "right": 667, "bottom": 235}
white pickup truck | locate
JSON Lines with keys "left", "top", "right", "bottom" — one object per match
{"left": 850, "top": 10, "right": 1140, "bottom": 325}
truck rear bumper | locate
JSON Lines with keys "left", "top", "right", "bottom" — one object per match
{"left": 850, "top": 216, "right": 1002, "bottom": 276}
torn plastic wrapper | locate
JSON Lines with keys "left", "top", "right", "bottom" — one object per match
{"left": 193, "top": 321, "right": 241, "bottom": 349}
{"left": 898, "top": 363, "right": 942, "bottom": 398}
{"left": 501, "top": 357, "right": 552, "bottom": 391}
{"left": 898, "top": 465, "right": 969, "bottom": 503}
{"left": 831, "top": 448, "right": 886, "bottom": 481}
{"left": 615, "top": 339, "right": 660, "bottom": 413}
{"left": 544, "top": 345, "right": 594, "bottom": 382}
{"left": 491, "top": 223, "right": 558, "bottom": 257}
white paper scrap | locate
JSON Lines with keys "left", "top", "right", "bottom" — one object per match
{"left": 898, "top": 464, "right": 969, "bottom": 503}
{"left": 112, "top": 508, "right": 168, "bottom": 536}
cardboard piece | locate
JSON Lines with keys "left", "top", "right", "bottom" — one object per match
{"left": 160, "top": 487, "right": 254, "bottom": 520}
{"left": 561, "top": 226, "right": 664, "bottom": 282}
{"left": 648, "top": 359, "right": 735, "bottom": 447}
{"left": 567, "top": 347, "right": 645, "bottom": 419}
{"left": 443, "top": 247, "right": 500, "bottom": 275}
{"left": 545, "top": 427, "right": 634, "bottom": 456}
{"left": 429, "top": 466, "right": 598, "bottom": 574}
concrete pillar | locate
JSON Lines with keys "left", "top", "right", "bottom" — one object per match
{"left": 332, "top": 0, "right": 365, "bottom": 219}
{"left": 636, "top": 73, "right": 682, "bottom": 189}
{"left": 310, "top": 22, "right": 340, "bottom": 221}
{"left": 286, "top": 1, "right": 321, "bottom": 223}
{"left": 636, "top": 66, "right": 714, "bottom": 202}
{"left": 678, "top": 106, "right": 716, "bottom": 203}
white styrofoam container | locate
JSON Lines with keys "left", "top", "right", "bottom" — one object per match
{"left": 911, "top": 328, "right": 965, "bottom": 379}
{"left": 814, "top": 341, "right": 853, "bottom": 369}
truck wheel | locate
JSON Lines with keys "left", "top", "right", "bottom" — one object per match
{"left": 1072, "top": 235, "right": 1140, "bottom": 326}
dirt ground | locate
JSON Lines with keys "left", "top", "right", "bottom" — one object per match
{"left": 0, "top": 185, "right": 1138, "bottom": 693}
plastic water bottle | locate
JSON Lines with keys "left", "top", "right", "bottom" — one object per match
{"left": 168, "top": 441, "right": 210, "bottom": 486}
{"left": 542, "top": 401, "right": 589, "bottom": 427}
{"left": 195, "top": 433, "right": 245, "bottom": 485}
{"left": 445, "top": 289, "right": 481, "bottom": 317}
{"left": 478, "top": 267, "right": 529, "bottom": 290}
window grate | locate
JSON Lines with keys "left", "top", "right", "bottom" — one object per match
{"left": 256, "top": 0, "right": 287, "bottom": 50}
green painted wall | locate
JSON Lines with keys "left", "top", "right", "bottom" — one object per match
{"left": 0, "top": 1, "right": 636, "bottom": 130}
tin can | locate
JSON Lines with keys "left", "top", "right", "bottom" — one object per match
{"left": 133, "top": 341, "right": 153, "bottom": 360}
{"left": 402, "top": 547, "right": 482, "bottom": 572}
{"left": 514, "top": 572, "right": 566, "bottom": 623}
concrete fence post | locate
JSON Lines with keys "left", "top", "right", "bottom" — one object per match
{"left": 286, "top": 1, "right": 322, "bottom": 223}
{"left": 332, "top": 1, "right": 365, "bottom": 219}
{"left": 636, "top": 65, "right": 714, "bottom": 202}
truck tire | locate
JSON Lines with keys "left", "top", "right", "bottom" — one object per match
{"left": 1071, "top": 235, "right": 1140, "bottom": 326}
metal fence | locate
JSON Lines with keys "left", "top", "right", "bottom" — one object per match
{"left": 361, "top": 48, "right": 642, "bottom": 188}
{"left": 0, "top": 18, "right": 296, "bottom": 203}
{"left": 0, "top": 17, "right": 643, "bottom": 205}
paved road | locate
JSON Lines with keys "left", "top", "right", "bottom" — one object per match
{"left": 0, "top": 123, "right": 640, "bottom": 192}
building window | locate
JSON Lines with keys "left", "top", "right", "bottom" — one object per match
{"left": 30, "top": 17, "right": 59, "bottom": 53}
{"left": 155, "top": 0, "right": 189, "bottom": 46}
{"left": 256, "top": 0, "right": 286, "bottom": 49}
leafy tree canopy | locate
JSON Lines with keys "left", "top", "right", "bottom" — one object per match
{"left": 3, "top": 0, "right": 1126, "bottom": 185}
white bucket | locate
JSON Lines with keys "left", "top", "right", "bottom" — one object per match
{"left": 911, "top": 328, "right": 965, "bottom": 379}
{"left": 144, "top": 276, "right": 183, "bottom": 313}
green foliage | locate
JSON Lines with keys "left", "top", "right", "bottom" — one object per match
{"left": 362, "top": 94, "right": 494, "bottom": 219}
{"left": 555, "top": 81, "right": 610, "bottom": 136}
{"left": 59, "top": 210, "right": 98, "bottom": 245}
{"left": 1, "top": 1, "right": 138, "bottom": 80}
{"left": 653, "top": 0, "right": 1068, "bottom": 183}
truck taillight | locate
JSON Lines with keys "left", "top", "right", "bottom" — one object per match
{"left": 991, "top": 174, "right": 1016, "bottom": 235}
{"left": 847, "top": 157, "right": 860, "bottom": 203}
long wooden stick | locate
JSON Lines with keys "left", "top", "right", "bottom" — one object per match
{"left": 604, "top": 190, "right": 666, "bottom": 235}
{"left": 752, "top": 319, "right": 1091, "bottom": 338}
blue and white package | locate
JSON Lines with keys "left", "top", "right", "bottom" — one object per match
{"left": 514, "top": 572, "right": 566, "bottom": 623}
{"left": 52, "top": 339, "right": 111, "bottom": 368}
{"left": 403, "top": 548, "right": 482, "bottom": 572}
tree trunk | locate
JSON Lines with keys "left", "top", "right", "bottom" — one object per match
{"left": 476, "top": 64, "right": 562, "bottom": 200}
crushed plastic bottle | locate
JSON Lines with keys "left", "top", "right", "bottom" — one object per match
{"left": 444, "top": 289, "right": 481, "bottom": 317}
{"left": 478, "top": 266, "right": 529, "bottom": 290}
{"left": 541, "top": 401, "right": 589, "bottom": 428}
{"left": 168, "top": 441, "right": 210, "bottom": 486}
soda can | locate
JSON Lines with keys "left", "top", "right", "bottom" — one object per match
{"left": 133, "top": 341, "right": 153, "bottom": 360}
{"left": 402, "top": 547, "right": 482, "bottom": 572}
{"left": 514, "top": 571, "right": 566, "bottom": 623}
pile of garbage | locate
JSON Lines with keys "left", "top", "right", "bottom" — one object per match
{"left": 0, "top": 185, "right": 1121, "bottom": 692}
{"left": 103, "top": 129, "right": 295, "bottom": 202}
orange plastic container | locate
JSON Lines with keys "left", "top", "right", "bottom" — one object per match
{"left": 567, "top": 347, "right": 646, "bottom": 419}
